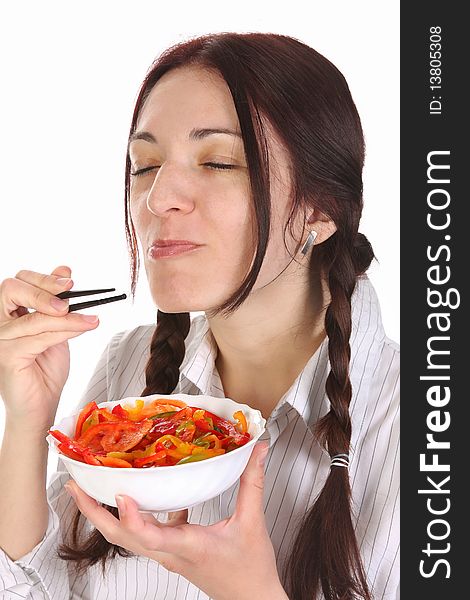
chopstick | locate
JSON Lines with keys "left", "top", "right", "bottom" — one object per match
{"left": 54, "top": 288, "right": 127, "bottom": 312}
{"left": 56, "top": 288, "right": 117, "bottom": 299}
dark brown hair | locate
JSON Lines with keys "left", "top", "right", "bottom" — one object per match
{"left": 58, "top": 32, "right": 375, "bottom": 599}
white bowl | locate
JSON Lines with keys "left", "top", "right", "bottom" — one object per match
{"left": 47, "top": 393, "right": 266, "bottom": 512}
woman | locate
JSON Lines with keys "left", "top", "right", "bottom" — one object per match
{"left": 0, "top": 33, "right": 399, "bottom": 599}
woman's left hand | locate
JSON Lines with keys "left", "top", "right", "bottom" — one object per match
{"left": 64, "top": 442, "right": 289, "bottom": 600}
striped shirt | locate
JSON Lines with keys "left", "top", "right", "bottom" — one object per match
{"left": 0, "top": 274, "right": 400, "bottom": 600}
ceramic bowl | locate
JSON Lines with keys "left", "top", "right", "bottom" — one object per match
{"left": 46, "top": 393, "right": 266, "bottom": 512}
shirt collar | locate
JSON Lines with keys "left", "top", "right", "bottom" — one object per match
{"left": 180, "top": 274, "right": 386, "bottom": 430}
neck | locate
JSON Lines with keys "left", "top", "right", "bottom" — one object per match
{"left": 206, "top": 265, "right": 329, "bottom": 419}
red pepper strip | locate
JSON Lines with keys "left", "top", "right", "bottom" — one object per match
{"left": 95, "top": 408, "right": 120, "bottom": 423}
{"left": 49, "top": 429, "right": 101, "bottom": 465}
{"left": 220, "top": 436, "right": 233, "bottom": 449}
{"left": 133, "top": 450, "right": 167, "bottom": 468}
{"left": 77, "top": 420, "right": 154, "bottom": 453}
{"left": 168, "top": 407, "right": 194, "bottom": 422}
{"left": 95, "top": 456, "right": 133, "bottom": 468}
{"left": 147, "top": 419, "right": 178, "bottom": 439}
{"left": 57, "top": 442, "right": 83, "bottom": 462}
{"left": 175, "top": 421, "right": 196, "bottom": 443}
{"left": 112, "top": 404, "right": 130, "bottom": 419}
{"left": 194, "top": 418, "right": 212, "bottom": 432}
{"left": 74, "top": 401, "right": 98, "bottom": 439}
{"left": 202, "top": 410, "right": 251, "bottom": 446}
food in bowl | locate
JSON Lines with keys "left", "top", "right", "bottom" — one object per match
{"left": 48, "top": 396, "right": 252, "bottom": 468}
{"left": 46, "top": 393, "right": 266, "bottom": 512}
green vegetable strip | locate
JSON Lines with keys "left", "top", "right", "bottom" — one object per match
{"left": 149, "top": 411, "right": 179, "bottom": 419}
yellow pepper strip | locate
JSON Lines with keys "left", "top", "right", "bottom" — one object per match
{"left": 155, "top": 434, "right": 193, "bottom": 454}
{"left": 106, "top": 440, "right": 159, "bottom": 461}
{"left": 191, "top": 447, "right": 225, "bottom": 458}
{"left": 200, "top": 434, "right": 222, "bottom": 450}
{"left": 166, "top": 448, "right": 189, "bottom": 461}
{"left": 121, "top": 398, "right": 188, "bottom": 421}
{"left": 193, "top": 409, "right": 205, "bottom": 420}
{"left": 233, "top": 410, "right": 248, "bottom": 433}
{"left": 81, "top": 411, "right": 100, "bottom": 435}
{"left": 124, "top": 399, "right": 145, "bottom": 421}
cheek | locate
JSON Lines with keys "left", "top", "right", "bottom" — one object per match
{"left": 252, "top": 205, "right": 301, "bottom": 289}
{"left": 129, "top": 196, "right": 148, "bottom": 238}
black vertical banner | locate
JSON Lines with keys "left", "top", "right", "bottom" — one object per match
{"left": 401, "top": 3, "right": 466, "bottom": 598}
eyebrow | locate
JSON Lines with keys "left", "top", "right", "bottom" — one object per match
{"left": 127, "top": 127, "right": 242, "bottom": 152}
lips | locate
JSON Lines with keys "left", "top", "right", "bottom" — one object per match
{"left": 148, "top": 239, "right": 203, "bottom": 260}
{"left": 151, "top": 239, "right": 201, "bottom": 247}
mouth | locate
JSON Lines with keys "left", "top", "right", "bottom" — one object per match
{"left": 148, "top": 243, "right": 203, "bottom": 260}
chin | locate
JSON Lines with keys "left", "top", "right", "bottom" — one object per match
{"left": 154, "top": 299, "right": 192, "bottom": 314}
{"left": 148, "top": 279, "right": 231, "bottom": 314}
{"left": 153, "top": 293, "right": 208, "bottom": 314}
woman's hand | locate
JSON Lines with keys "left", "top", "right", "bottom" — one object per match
{"left": 65, "top": 442, "right": 289, "bottom": 600}
{"left": 0, "top": 266, "right": 100, "bottom": 431}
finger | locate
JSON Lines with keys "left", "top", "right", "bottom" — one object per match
{"left": 113, "top": 493, "right": 190, "bottom": 555}
{"left": 11, "top": 328, "right": 97, "bottom": 357}
{"left": 50, "top": 265, "right": 72, "bottom": 279}
{"left": 65, "top": 481, "right": 189, "bottom": 555}
{"left": 15, "top": 267, "right": 73, "bottom": 290}
{"left": 0, "top": 275, "right": 74, "bottom": 321}
{"left": 7, "top": 266, "right": 71, "bottom": 318}
{"left": 0, "top": 311, "right": 99, "bottom": 341}
{"left": 233, "top": 443, "right": 269, "bottom": 525}
{"left": 64, "top": 481, "right": 123, "bottom": 544}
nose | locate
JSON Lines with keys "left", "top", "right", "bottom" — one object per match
{"left": 145, "top": 162, "right": 195, "bottom": 217}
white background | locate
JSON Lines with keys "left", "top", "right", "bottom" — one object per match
{"left": 0, "top": 1, "right": 399, "bottom": 481}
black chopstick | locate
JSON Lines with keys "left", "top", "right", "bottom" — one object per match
{"left": 67, "top": 294, "right": 127, "bottom": 312}
{"left": 53, "top": 288, "right": 127, "bottom": 312}
{"left": 56, "top": 288, "right": 116, "bottom": 299}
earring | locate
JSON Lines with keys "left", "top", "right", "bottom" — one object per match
{"left": 300, "top": 229, "right": 318, "bottom": 256}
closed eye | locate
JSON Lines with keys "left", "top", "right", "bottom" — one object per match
{"left": 203, "top": 162, "right": 236, "bottom": 170}
{"left": 130, "top": 166, "right": 160, "bottom": 177}
{"left": 130, "top": 162, "right": 238, "bottom": 177}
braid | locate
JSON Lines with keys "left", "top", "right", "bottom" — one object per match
{"left": 57, "top": 310, "right": 191, "bottom": 577}
{"left": 316, "top": 250, "right": 356, "bottom": 454}
{"left": 282, "top": 242, "right": 372, "bottom": 600}
{"left": 142, "top": 310, "right": 191, "bottom": 395}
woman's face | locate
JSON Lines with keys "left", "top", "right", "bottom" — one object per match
{"left": 128, "top": 66, "right": 304, "bottom": 313}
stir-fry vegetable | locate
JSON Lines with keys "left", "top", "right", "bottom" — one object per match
{"left": 48, "top": 397, "right": 251, "bottom": 468}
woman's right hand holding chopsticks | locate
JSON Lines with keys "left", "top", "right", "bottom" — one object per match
{"left": 0, "top": 265, "right": 100, "bottom": 432}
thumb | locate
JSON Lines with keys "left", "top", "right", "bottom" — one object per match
{"left": 234, "top": 442, "right": 269, "bottom": 523}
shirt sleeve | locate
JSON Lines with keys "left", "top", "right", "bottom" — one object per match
{"left": 0, "top": 329, "right": 127, "bottom": 600}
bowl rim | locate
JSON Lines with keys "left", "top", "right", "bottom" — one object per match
{"left": 47, "top": 393, "right": 266, "bottom": 472}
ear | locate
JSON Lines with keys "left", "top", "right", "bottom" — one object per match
{"left": 307, "top": 209, "right": 337, "bottom": 244}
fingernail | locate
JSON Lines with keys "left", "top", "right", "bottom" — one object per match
{"left": 80, "top": 314, "right": 99, "bottom": 323}
{"left": 50, "top": 297, "right": 69, "bottom": 311}
{"left": 115, "top": 495, "right": 126, "bottom": 516}
{"left": 56, "top": 277, "right": 72, "bottom": 285}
